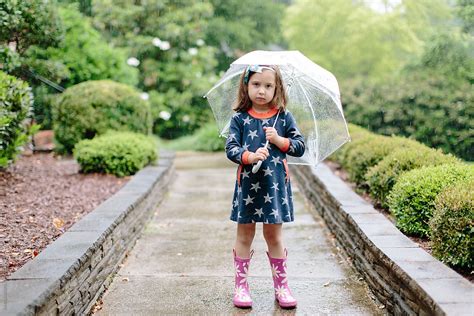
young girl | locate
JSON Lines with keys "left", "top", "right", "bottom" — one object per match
{"left": 225, "top": 64, "right": 305, "bottom": 309}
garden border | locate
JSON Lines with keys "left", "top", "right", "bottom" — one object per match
{"left": 293, "top": 163, "right": 473, "bottom": 315}
{"left": 1, "top": 150, "right": 175, "bottom": 315}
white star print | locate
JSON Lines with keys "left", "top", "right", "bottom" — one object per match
{"left": 250, "top": 182, "right": 261, "bottom": 192}
{"left": 237, "top": 186, "right": 242, "bottom": 193}
{"left": 242, "top": 142, "right": 250, "bottom": 151}
{"left": 248, "top": 130, "right": 258, "bottom": 140}
{"left": 264, "top": 193, "right": 274, "bottom": 203}
{"left": 288, "top": 145, "right": 295, "bottom": 153}
{"left": 243, "top": 116, "right": 253, "bottom": 125}
{"left": 233, "top": 112, "right": 241, "bottom": 118}
{"left": 228, "top": 133, "right": 236, "bottom": 141}
{"left": 282, "top": 196, "right": 289, "bottom": 206}
{"left": 233, "top": 199, "right": 239, "bottom": 207}
{"left": 271, "top": 182, "right": 279, "bottom": 191}
{"left": 291, "top": 129, "right": 301, "bottom": 137}
{"left": 270, "top": 156, "right": 281, "bottom": 166}
{"left": 281, "top": 118, "right": 286, "bottom": 126}
{"left": 244, "top": 195, "right": 254, "bottom": 205}
{"left": 263, "top": 167, "right": 273, "bottom": 176}
{"left": 241, "top": 169, "right": 250, "bottom": 179}
{"left": 230, "top": 147, "right": 239, "bottom": 154}
{"left": 262, "top": 118, "right": 270, "bottom": 125}
{"left": 270, "top": 209, "right": 280, "bottom": 218}
{"left": 254, "top": 208, "right": 264, "bottom": 217}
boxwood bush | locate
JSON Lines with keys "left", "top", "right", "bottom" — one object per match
{"left": 366, "top": 147, "right": 460, "bottom": 207}
{"left": 345, "top": 135, "right": 421, "bottom": 188}
{"left": 0, "top": 71, "right": 37, "bottom": 168}
{"left": 388, "top": 163, "right": 474, "bottom": 237}
{"left": 52, "top": 80, "right": 151, "bottom": 153}
{"left": 429, "top": 179, "right": 473, "bottom": 269}
{"left": 73, "top": 131, "right": 157, "bottom": 177}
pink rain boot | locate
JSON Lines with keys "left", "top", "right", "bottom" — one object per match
{"left": 233, "top": 249, "right": 254, "bottom": 308}
{"left": 266, "top": 249, "right": 297, "bottom": 309}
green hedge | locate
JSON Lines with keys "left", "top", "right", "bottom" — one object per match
{"left": 388, "top": 163, "right": 474, "bottom": 237}
{"left": 74, "top": 131, "right": 157, "bottom": 177}
{"left": 345, "top": 135, "right": 422, "bottom": 188}
{"left": 429, "top": 179, "right": 473, "bottom": 269}
{"left": 52, "top": 80, "right": 151, "bottom": 153}
{"left": 0, "top": 71, "right": 37, "bottom": 168}
{"left": 366, "top": 147, "right": 460, "bottom": 207}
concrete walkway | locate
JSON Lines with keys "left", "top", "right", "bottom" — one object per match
{"left": 95, "top": 152, "right": 383, "bottom": 315}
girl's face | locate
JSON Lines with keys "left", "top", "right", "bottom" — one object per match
{"left": 247, "top": 70, "right": 276, "bottom": 107}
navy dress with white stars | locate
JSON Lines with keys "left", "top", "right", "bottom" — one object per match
{"left": 225, "top": 107, "right": 305, "bottom": 224}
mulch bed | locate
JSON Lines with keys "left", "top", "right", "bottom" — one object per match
{"left": 324, "top": 160, "right": 473, "bottom": 282}
{"left": 0, "top": 152, "right": 130, "bottom": 282}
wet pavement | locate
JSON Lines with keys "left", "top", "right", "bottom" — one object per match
{"left": 95, "top": 151, "right": 383, "bottom": 315}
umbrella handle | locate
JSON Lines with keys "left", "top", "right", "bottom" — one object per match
{"left": 252, "top": 160, "right": 263, "bottom": 174}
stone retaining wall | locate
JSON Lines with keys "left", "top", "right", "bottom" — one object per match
{"left": 293, "top": 163, "right": 473, "bottom": 316}
{"left": 1, "top": 151, "right": 175, "bottom": 316}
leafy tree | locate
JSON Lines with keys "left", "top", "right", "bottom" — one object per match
{"left": 283, "top": 0, "right": 453, "bottom": 81}
{"left": 0, "top": 0, "right": 63, "bottom": 54}
{"left": 24, "top": 5, "right": 138, "bottom": 88}
{"left": 205, "top": 0, "right": 286, "bottom": 71}
{"left": 457, "top": 0, "right": 474, "bottom": 33}
{"left": 88, "top": 0, "right": 219, "bottom": 138}
{"left": 21, "top": 4, "right": 138, "bottom": 128}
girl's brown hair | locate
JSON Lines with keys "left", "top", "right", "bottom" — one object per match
{"left": 232, "top": 65, "right": 287, "bottom": 112}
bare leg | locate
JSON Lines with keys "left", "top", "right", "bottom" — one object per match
{"left": 263, "top": 223, "right": 285, "bottom": 258}
{"left": 234, "top": 223, "right": 256, "bottom": 258}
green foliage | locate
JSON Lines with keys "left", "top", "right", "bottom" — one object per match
{"left": 0, "top": 0, "right": 63, "bottom": 54}
{"left": 429, "top": 178, "right": 474, "bottom": 268}
{"left": 283, "top": 0, "right": 453, "bottom": 81}
{"left": 388, "top": 163, "right": 474, "bottom": 237}
{"left": 343, "top": 33, "right": 474, "bottom": 161}
{"left": 167, "top": 121, "right": 225, "bottom": 152}
{"left": 457, "top": 0, "right": 474, "bottom": 33}
{"left": 366, "top": 147, "right": 460, "bottom": 207}
{"left": 89, "top": 0, "right": 218, "bottom": 139}
{"left": 74, "top": 131, "right": 157, "bottom": 177}
{"left": 206, "top": 0, "right": 286, "bottom": 71}
{"left": 345, "top": 135, "right": 421, "bottom": 187}
{"left": 0, "top": 71, "right": 37, "bottom": 168}
{"left": 0, "top": 44, "right": 20, "bottom": 73}
{"left": 52, "top": 80, "right": 151, "bottom": 153}
{"left": 24, "top": 5, "right": 138, "bottom": 88}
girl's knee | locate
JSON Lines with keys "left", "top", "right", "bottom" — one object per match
{"left": 236, "top": 223, "right": 256, "bottom": 243}
{"left": 263, "top": 224, "right": 282, "bottom": 244}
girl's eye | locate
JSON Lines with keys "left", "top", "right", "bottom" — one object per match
{"left": 266, "top": 84, "right": 273, "bottom": 88}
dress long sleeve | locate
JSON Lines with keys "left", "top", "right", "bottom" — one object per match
{"left": 225, "top": 114, "right": 246, "bottom": 164}
{"left": 284, "top": 111, "right": 305, "bottom": 158}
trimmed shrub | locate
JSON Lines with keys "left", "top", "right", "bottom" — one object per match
{"left": 74, "top": 131, "right": 157, "bottom": 177}
{"left": 429, "top": 179, "right": 474, "bottom": 269}
{"left": 52, "top": 80, "right": 151, "bottom": 153}
{"left": 345, "top": 135, "right": 421, "bottom": 187}
{"left": 388, "top": 163, "right": 474, "bottom": 237}
{"left": 0, "top": 71, "right": 37, "bottom": 168}
{"left": 366, "top": 147, "right": 460, "bottom": 207}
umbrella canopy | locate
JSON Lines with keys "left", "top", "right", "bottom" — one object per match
{"left": 204, "top": 50, "right": 351, "bottom": 166}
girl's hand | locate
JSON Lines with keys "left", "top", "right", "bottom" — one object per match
{"left": 263, "top": 127, "right": 285, "bottom": 146}
{"left": 249, "top": 147, "right": 269, "bottom": 164}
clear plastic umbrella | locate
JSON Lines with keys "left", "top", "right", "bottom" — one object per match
{"left": 204, "top": 50, "right": 351, "bottom": 167}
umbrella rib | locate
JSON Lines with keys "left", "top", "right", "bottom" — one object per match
{"left": 295, "top": 78, "right": 319, "bottom": 164}
{"left": 204, "top": 71, "right": 243, "bottom": 98}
